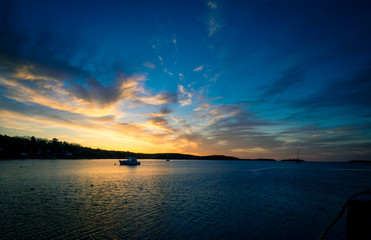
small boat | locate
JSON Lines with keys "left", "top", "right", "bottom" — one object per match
{"left": 119, "top": 157, "right": 140, "bottom": 165}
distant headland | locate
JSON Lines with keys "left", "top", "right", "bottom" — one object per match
{"left": 348, "top": 160, "right": 371, "bottom": 163}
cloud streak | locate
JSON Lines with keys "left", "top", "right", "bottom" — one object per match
{"left": 206, "top": 0, "right": 223, "bottom": 37}
{"left": 293, "top": 65, "right": 371, "bottom": 110}
{"left": 177, "top": 84, "right": 192, "bottom": 106}
{"left": 193, "top": 65, "right": 204, "bottom": 72}
{"left": 262, "top": 66, "right": 306, "bottom": 98}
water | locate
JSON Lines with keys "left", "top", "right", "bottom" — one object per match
{"left": 1, "top": 160, "right": 370, "bottom": 239}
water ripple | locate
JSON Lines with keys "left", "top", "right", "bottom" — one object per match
{"left": 1, "top": 160, "right": 370, "bottom": 239}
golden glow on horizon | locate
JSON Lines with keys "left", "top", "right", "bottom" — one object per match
{"left": 0, "top": 110, "right": 180, "bottom": 154}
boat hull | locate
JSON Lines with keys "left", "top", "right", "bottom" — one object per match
{"left": 119, "top": 160, "right": 140, "bottom": 165}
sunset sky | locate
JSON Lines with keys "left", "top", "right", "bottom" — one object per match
{"left": 0, "top": 0, "right": 370, "bottom": 161}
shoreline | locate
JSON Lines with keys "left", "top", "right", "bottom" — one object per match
{"left": 1, "top": 158, "right": 370, "bottom": 163}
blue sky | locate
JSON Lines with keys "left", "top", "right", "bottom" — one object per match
{"left": 0, "top": 0, "right": 370, "bottom": 161}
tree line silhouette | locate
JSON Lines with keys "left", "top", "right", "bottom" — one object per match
{"left": 0, "top": 134, "right": 239, "bottom": 160}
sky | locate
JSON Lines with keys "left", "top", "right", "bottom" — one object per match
{"left": 0, "top": 0, "right": 370, "bottom": 161}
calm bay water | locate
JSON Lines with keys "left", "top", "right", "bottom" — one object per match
{"left": 1, "top": 159, "right": 371, "bottom": 239}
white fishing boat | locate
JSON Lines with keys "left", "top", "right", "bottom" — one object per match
{"left": 119, "top": 157, "right": 140, "bottom": 165}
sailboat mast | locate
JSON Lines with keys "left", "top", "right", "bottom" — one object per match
{"left": 297, "top": 148, "right": 300, "bottom": 160}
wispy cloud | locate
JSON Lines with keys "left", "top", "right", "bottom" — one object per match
{"left": 207, "top": 1, "right": 218, "bottom": 9}
{"left": 232, "top": 147, "right": 266, "bottom": 154}
{"left": 178, "top": 73, "right": 185, "bottom": 81}
{"left": 206, "top": 1, "right": 223, "bottom": 37}
{"left": 195, "top": 104, "right": 243, "bottom": 124}
{"left": 151, "top": 35, "right": 179, "bottom": 77}
{"left": 209, "top": 72, "right": 221, "bottom": 82}
{"left": 177, "top": 84, "right": 192, "bottom": 106}
{"left": 145, "top": 115, "right": 175, "bottom": 134}
{"left": 193, "top": 65, "right": 204, "bottom": 72}
{"left": 143, "top": 62, "right": 156, "bottom": 69}
{"left": 208, "top": 16, "right": 223, "bottom": 37}
{"left": 164, "top": 68, "right": 174, "bottom": 76}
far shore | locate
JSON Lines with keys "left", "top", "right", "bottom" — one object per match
{"left": 2, "top": 158, "right": 371, "bottom": 163}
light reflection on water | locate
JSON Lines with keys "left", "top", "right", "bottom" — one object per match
{"left": 1, "top": 159, "right": 370, "bottom": 239}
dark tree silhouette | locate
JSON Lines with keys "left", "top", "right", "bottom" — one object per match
{"left": 0, "top": 134, "right": 239, "bottom": 160}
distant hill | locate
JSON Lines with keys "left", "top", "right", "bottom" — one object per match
{"left": 348, "top": 160, "right": 371, "bottom": 163}
{"left": 240, "top": 158, "right": 276, "bottom": 161}
{"left": 281, "top": 158, "right": 305, "bottom": 162}
{"left": 0, "top": 134, "right": 238, "bottom": 160}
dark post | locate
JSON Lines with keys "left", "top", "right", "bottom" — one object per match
{"left": 346, "top": 193, "right": 371, "bottom": 240}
